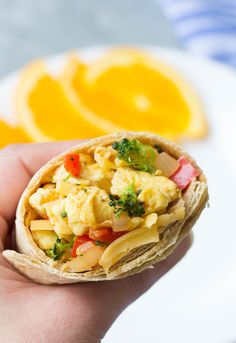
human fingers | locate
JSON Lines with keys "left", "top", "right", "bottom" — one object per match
{"left": 0, "top": 140, "right": 84, "bottom": 240}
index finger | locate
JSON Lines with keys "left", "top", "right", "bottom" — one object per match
{"left": 0, "top": 140, "right": 84, "bottom": 239}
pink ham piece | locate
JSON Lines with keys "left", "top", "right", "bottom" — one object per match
{"left": 170, "top": 156, "right": 199, "bottom": 190}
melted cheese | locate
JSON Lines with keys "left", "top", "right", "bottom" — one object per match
{"left": 157, "top": 207, "right": 185, "bottom": 229}
{"left": 32, "top": 230, "right": 57, "bottom": 250}
{"left": 99, "top": 224, "right": 159, "bottom": 272}
{"left": 30, "top": 220, "right": 54, "bottom": 231}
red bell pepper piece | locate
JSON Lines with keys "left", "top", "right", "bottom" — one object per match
{"left": 71, "top": 235, "right": 92, "bottom": 258}
{"left": 64, "top": 154, "right": 81, "bottom": 177}
{"left": 89, "top": 227, "right": 125, "bottom": 244}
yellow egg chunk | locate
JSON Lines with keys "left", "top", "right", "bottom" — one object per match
{"left": 61, "top": 50, "right": 207, "bottom": 141}
{"left": 56, "top": 181, "right": 76, "bottom": 196}
{"left": 0, "top": 119, "right": 30, "bottom": 148}
{"left": 99, "top": 225, "right": 159, "bottom": 272}
{"left": 15, "top": 61, "right": 106, "bottom": 142}
{"left": 52, "top": 162, "right": 112, "bottom": 191}
{"left": 29, "top": 187, "right": 61, "bottom": 218}
{"left": 64, "top": 186, "right": 113, "bottom": 235}
{"left": 42, "top": 199, "right": 74, "bottom": 238}
{"left": 111, "top": 168, "right": 179, "bottom": 214}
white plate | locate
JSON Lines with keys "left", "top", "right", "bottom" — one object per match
{"left": 0, "top": 46, "right": 236, "bottom": 343}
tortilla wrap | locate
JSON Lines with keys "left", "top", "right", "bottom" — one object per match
{"left": 2, "top": 132, "right": 208, "bottom": 284}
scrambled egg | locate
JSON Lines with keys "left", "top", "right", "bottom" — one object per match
{"left": 52, "top": 163, "right": 112, "bottom": 193}
{"left": 94, "top": 146, "right": 117, "bottom": 170}
{"left": 30, "top": 184, "right": 114, "bottom": 237}
{"left": 52, "top": 165, "right": 89, "bottom": 185}
{"left": 29, "top": 187, "right": 62, "bottom": 218}
{"left": 80, "top": 163, "right": 113, "bottom": 192}
{"left": 43, "top": 199, "right": 73, "bottom": 237}
{"left": 64, "top": 186, "right": 113, "bottom": 235}
{"left": 111, "top": 168, "right": 179, "bottom": 214}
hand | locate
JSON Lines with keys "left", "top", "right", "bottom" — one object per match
{"left": 0, "top": 142, "right": 191, "bottom": 343}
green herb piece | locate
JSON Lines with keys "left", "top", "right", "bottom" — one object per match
{"left": 79, "top": 254, "right": 84, "bottom": 257}
{"left": 46, "top": 238, "right": 73, "bottom": 261}
{"left": 83, "top": 188, "right": 88, "bottom": 193}
{"left": 94, "top": 240, "right": 107, "bottom": 247}
{"left": 154, "top": 144, "right": 163, "bottom": 153}
{"left": 112, "top": 138, "right": 156, "bottom": 173}
{"left": 63, "top": 173, "right": 71, "bottom": 182}
{"left": 109, "top": 184, "right": 145, "bottom": 218}
{"left": 61, "top": 210, "right": 67, "bottom": 218}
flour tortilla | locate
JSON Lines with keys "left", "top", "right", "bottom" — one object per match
{"left": 2, "top": 132, "right": 208, "bottom": 284}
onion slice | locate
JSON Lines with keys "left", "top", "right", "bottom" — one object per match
{"left": 155, "top": 152, "right": 180, "bottom": 177}
{"left": 112, "top": 213, "right": 131, "bottom": 232}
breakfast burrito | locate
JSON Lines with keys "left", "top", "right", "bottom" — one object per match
{"left": 3, "top": 132, "right": 208, "bottom": 284}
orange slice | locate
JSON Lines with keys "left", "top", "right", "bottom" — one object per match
{"left": 0, "top": 119, "right": 30, "bottom": 148}
{"left": 61, "top": 49, "right": 208, "bottom": 141}
{"left": 15, "top": 61, "right": 112, "bottom": 142}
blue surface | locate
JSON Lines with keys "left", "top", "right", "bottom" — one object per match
{"left": 157, "top": 0, "right": 236, "bottom": 68}
{"left": 0, "top": 0, "right": 178, "bottom": 77}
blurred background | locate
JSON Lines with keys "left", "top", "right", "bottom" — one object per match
{"left": 0, "top": 0, "right": 179, "bottom": 78}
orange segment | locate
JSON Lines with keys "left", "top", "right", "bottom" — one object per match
{"left": 60, "top": 56, "right": 124, "bottom": 134}
{"left": 0, "top": 119, "right": 30, "bottom": 148}
{"left": 62, "top": 49, "right": 207, "bottom": 141}
{"left": 15, "top": 61, "right": 108, "bottom": 142}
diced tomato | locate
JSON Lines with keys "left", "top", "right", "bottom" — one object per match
{"left": 72, "top": 229, "right": 125, "bottom": 258}
{"left": 170, "top": 156, "right": 199, "bottom": 190}
{"left": 89, "top": 227, "right": 125, "bottom": 244}
{"left": 71, "top": 235, "right": 92, "bottom": 258}
{"left": 64, "top": 154, "right": 81, "bottom": 177}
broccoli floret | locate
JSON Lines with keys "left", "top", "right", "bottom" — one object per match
{"left": 109, "top": 184, "right": 145, "bottom": 218}
{"left": 61, "top": 210, "right": 67, "bottom": 218}
{"left": 46, "top": 238, "right": 73, "bottom": 261}
{"left": 112, "top": 138, "right": 156, "bottom": 173}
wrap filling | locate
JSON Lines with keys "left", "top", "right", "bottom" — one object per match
{"left": 28, "top": 138, "right": 199, "bottom": 274}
